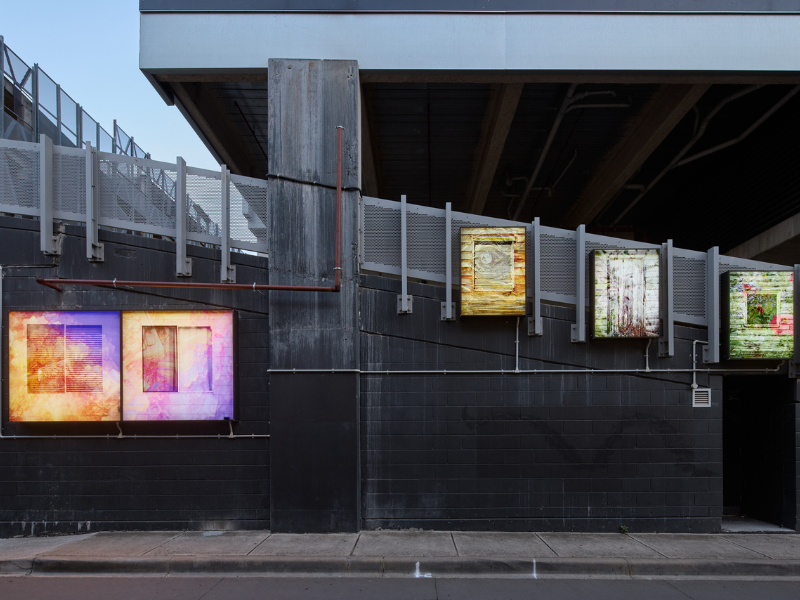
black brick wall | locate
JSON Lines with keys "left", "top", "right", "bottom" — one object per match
{"left": 359, "top": 274, "right": 734, "bottom": 533}
{"left": 0, "top": 217, "right": 270, "bottom": 537}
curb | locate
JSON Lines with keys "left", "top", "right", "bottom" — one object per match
{"left": 1, "top": 556, "right": 797, "bottom": 577}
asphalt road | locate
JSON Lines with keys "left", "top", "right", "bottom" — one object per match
{"left": 2, "top": 577, "right": 800, "bottom": 599}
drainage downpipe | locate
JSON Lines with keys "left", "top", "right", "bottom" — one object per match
{"left": 35, "top": 126, "right": 345, "bottom": 294}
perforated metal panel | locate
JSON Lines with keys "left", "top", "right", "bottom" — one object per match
{"left": 0, "top": 143, "right": 40, "bottom": 212}
{"left": 673, "top": 252, "right": 707, "bottom": 325}
{"left": 230, "top": 174, "right": 268, "bottom": 252}
{"left": 186, "top": 168, "right": 222, "bottom": 238}
{"left": 98, "top": 154, "right": 177, "bottom": 233}
{"left": 540, "top": 230, "right": 577, "bottom": 301}
{"left": 363, "top": 202, "right": 402, "bottom": 269}
{"left": 52, "top": 147, "right": 86, "bottom": 217}
{"left": 407, "top": 211, "right": 446, "bottom": 276}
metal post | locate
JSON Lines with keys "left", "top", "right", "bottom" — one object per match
{"left": 441, "top": 201, "right": 455, "bottom": 320}
{"left": 56, "top": 83, "right": 61, "bottom": 146}
{"left": 95, "top": 121, "right": 100, "bottom": 150}
{"left": 85, "top": 141, "right": 103, "bottom": 261}
{"left": 39, "top": 134, "right": 56, "bottom": 254}
{"left": 704, "top": 246, "right": 720, "bottom": 363}
{"left": 571, "top": 224, "right": 586, "bottom": 343}
{"left": 76, "top": 104, "right": 82, "bottom": 148}
{"left": 33, "top": 64, "right": 39, "bottom": 139}
{"left": 659, "top": 239, "right": 674, "bottom": 357}
{"left": 220, "top": 165, "right": 236, "bottom": 283}
{"left": 789, "top": 265, "right": 800, "bottom": 377}
{"left": 528, "top": 217, "right": 542, "bottom": 336}
{"left": 112, "top": 119, "right": 117, "bottom": 153}
{"left": 175, "top": 156, "right": 192, "bottom": 276}
{"left": 1, "top": 36, "right": 5, "bottom": 141}
{"left": 397, "top": 194, "right": 412, "bottom": 314}
{"left": 792, "top": 263, "right": 800, "bottom": 377}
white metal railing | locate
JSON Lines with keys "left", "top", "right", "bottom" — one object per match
{"left": 0, "top": 135, "right": 268, "bottom": 280}
{"left": 359, "top": 195, "right": 789, "bottom": 362}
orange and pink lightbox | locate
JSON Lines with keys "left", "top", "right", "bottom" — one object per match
{"left": 121, "top": 311, "right": 235, "bottom": 421}
{"left": 8, "top": 311, "right": 121, "bottom": 422}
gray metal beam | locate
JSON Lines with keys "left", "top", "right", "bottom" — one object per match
{"left": 704, "top": 246, "right": 720, "bottom": 363}
{"left": 561, "top": 84, "right": 710, "bottom": 229}
{"left": 571, "top": 224, "right": 586, "bottom": 343}
{"left": 465, "top": 83, "right": 523, "bottom": 215}
{"left": 659, "top": 239, "right": 674, "bottom": 358}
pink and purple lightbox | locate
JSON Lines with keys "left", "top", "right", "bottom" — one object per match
{"left": 8, "top": 311, "right": 121, "bottom": 422}
{"left": 122, "top": 311, "right": 235, "bottom": 421}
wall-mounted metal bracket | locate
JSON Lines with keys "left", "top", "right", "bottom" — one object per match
{"left": 398, "top": 295, "right": 414, "bottom": 314}
{"left": 441, "top": 301, "right": 456, "bottom": 321}
{"left": 789, "top": 360, "right": 799, "bottom": 378}
{"left": 220, "top": 166, "right": 236, "bottom": 283}
{"left": 792, "top": 264, "right": 800, "bottom": 377}
{"left": 39, "top": 134, "right": 61, "bottom": 256}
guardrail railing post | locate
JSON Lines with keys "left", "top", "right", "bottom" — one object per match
{"left": 397, "top": 194, "right": 413, "bottom": 314}
{"left": 528, "top": 217, "right": 542, "bottom": 336}
{"left": 704, "top": 246, "right": 720, "bottom": 363}
{"left": 175, "top": 156, "right": 192, "bottom": 277}
{"left": 441, "top": 201, "right": 455, "bottom": 320}
{"left": 39, "top": 134, "right": 58, "bottom": 255}
{"left": 571, "top": 224, "right": 586, "bottom": 343}
{"left": 659, "top": 239, "right": 674, "bottom": 357}
{"left": 85, "top": 141, "right": 103, "bottom": 261}
{"left": 220, "top": 165, "right": 236, "bottom": 283}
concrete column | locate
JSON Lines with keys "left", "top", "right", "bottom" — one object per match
{"left": 267, "top": 59, "right": 360, "bottom": 533}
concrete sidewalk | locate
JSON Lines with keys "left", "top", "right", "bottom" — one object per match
{"left": 2, "top": 530, "right": 800, "bottom": 578}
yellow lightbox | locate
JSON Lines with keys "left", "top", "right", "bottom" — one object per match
{"left": 460, "top": 227, "right": 526, "bottom": 316}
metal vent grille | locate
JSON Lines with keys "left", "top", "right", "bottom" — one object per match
{"left": 673, "top": 255, "right": 707, "bottom": 320}
{"left": 230, "top": 175, "right": 268, "bottom": 251}
{"left": 186, "top": 169, "right": 222, "bottom": 237}
{"left": 363, "top": 204, "right": 401, "bottom": 268}
{"left": 98, "top": 157, "right": 177, "bottom": 231}
{"left": 407, "top": 211, "right": 445, "bottom": 275}
{"left": 541, "top": 233, "right": 577, "bottom": 298}
{"left": 52, "top": 149, "right": 86, "bottom": 217}
{"left": 692, "top": 387, "right": 711, "bottom": 407}
{"left": 0, "top": 145, "right": 40, "bottom": 211}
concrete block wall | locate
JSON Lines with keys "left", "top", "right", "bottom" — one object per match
{"left": 359, "top": 274, "right": 726, "bottom": 532}
{"left": 0, "top": 217, "right": 270, "bottom": 537}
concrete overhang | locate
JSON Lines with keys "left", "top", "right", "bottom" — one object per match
{"left": 140, "top": 11, "right": 800, "bottom": 79}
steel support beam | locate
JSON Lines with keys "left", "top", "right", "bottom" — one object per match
{"left": 561, "top": 84, "right": 710, "bottom": 228}
{"left": 39, "top": 134, "right": 58, "bottom": 255}
{"left": 528, "top": 217, "right": 542, "bottom": 336}
{"left": 220, "top": 165, "right": 236, "bottom": 283}
{"left": 465, "top": 83, "right": 524, "bottom": 215}
{"left": 441, "top": 201, "right": 456, "bottom": 321}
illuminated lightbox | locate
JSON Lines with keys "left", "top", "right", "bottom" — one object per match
{"left": 591, "top": 249, "right": 660, "bottom": 338}
{"left": 122, "top": 311, "right": 235, "bottom": 420}
{"left": 460, "top": 227, "right": 526, "bottom": 316}
{"left": 8, "top": 311, "right": 121, "bottom": 422}
{"left": 722, "top": 271, "right": 793, "bottom": 360}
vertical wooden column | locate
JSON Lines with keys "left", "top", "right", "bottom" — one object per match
{"left": 268, "top": 59, "right": 360, "bottom": 533}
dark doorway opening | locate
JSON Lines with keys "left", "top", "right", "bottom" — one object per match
{"left": 723, "top": 376, "right": 796, "bottom": 530}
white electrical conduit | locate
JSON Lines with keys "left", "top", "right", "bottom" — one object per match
{"left": 0, "top": 267, "right": 269, "bottom": 441}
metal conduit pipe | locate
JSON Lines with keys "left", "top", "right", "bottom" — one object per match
{"left": 512, "top": 87, "right": 630, "bottom": 220}
{"left": 35, "top": 126, "right": 345, "bottom": 294}
{"left": 611, "top": 85, "right": 800, "bottom": 226}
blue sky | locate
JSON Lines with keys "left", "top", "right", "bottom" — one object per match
{"left": 3, "top": 1, "right": 218, "bottom": 170}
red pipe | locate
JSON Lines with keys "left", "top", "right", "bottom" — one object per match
{"left": 37, "top": 127, "right": 345, "bottom": 294}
